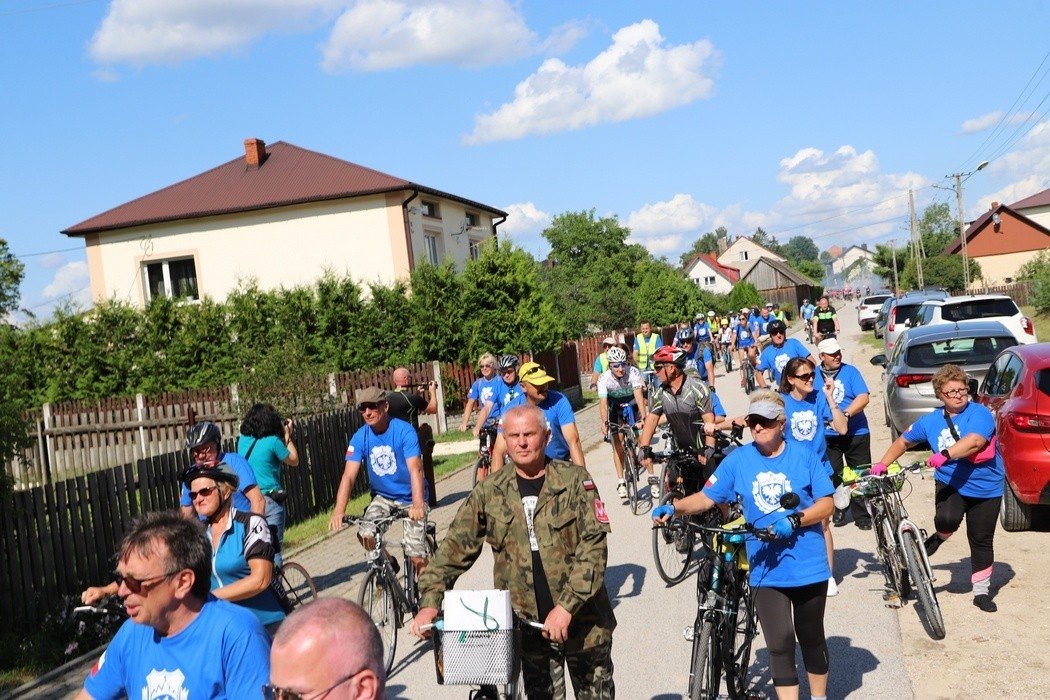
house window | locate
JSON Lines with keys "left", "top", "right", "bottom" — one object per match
{"left": 703, "top": 275, "right": 717, "bottom": 286}
{"left": 465, "top": 212, "right": 479, "bottom": 227}
{"left": 469, "top": 238, "right": 484, "bottom": 260}
{"left": 422, "top": 201, "right": 440, "bottom": 218}
{"left": 143, "top": 258, "right": 199, "bottom": 301}
{"left": 423, "top": 233, "right": 440, "bottom": 264}
{"left": 739, "top": 251, "right": 749, "bottom": 261}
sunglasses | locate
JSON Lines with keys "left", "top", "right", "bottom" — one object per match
{"left": 610, "top": 362, "right": 627, "bottom": 369}
{"left": 501, "top": 367, "right": 517, "bottom": 374}
{"left": 771, "top": 330, "right": 785, "bottom": 336}
{"left": 357, "top": 402, "right": 384, "bottom": 412}
{"left": 189, "top": 485, "right": 218, "bottom": 500}
{"left": 745, "top": 415, "right": 780, "bottom": 430}
{"left": 793, "top": 372, "right": 815, "bottom": 382}
{"left": 262, "top": 669, "right": 364, "bottom": 700}
{"left": 114, "top": 569, "right": 179, "bottom": 594}
{"left": 520, "top": 366, "right": 544, "bottom": 379}
{"left": 480, "top": 363, "right": 495, "bottom": 369}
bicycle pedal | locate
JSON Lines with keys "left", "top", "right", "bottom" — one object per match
{"left": 682, "top": 626, "right": 695, "bottom": 642}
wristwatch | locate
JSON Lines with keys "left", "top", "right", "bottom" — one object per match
{"left": 843, "top": 410, "right": 851, "bottom": 419}
{"left": 788, "top": 513, "right": 803, "bottom": 529}
{"left": 940, "top": 449, "right": 951, "bottom": 460}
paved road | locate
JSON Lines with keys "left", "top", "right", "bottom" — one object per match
{"left": 23, "top": 310, "right": 914, "bottom": 699}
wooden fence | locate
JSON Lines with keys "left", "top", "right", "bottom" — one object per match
{"left": 0, "top": 407, "right": 364, "bottom": 633}
{"left": 955, "top": 280, "right": 1036, "bottom": 306}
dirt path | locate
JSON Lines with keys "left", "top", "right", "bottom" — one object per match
{"left": 845, "top": 305, "right": 1050, "bottom": 699}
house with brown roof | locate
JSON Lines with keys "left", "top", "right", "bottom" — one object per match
{"left": 737, "top": 257, "right": 821, "bottom": 311}
{"left": 716, "top": 235, "right": 786, "bottom": 269}
{"left": 62, "top": 138, "right": 506, "bottom": 306}
{"left": 683, "top": 252, "right": 740, "bottom": 294}
{"left": 949, "top": 187, "right": 1050, "bottom": 287}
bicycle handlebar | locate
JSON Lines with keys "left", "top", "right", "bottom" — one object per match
{"left": 342, "top": 509, "right": 410, "bottom": 527}
{"left": 847, "top": 461, "right": 927, "bottom": 485}
{"left": 681, "top": 519, "right": 778, "bottom": 543}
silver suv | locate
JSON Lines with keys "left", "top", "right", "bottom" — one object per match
{"left": 871, "top": 320, "right": 1018, "bottom": 440}
{"left": 882, "top": 292, "right": 946, "bottom": 355}
{"left": 915, "top": 294, "right": 1037, "bottom": 345}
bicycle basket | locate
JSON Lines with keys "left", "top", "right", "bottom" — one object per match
{"left": 846, "top": 463, "right": 905, "bottom": 499}
{"left": 433, "top": 628, "right": 521, "bottom": 685}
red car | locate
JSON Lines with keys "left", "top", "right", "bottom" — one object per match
{"left": 977, "top": 342, "right": 1050, "bottom": 531}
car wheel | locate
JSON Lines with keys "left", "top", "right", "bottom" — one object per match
{"left": 1000, "top": 482, "right": 1033, "bottom": 532}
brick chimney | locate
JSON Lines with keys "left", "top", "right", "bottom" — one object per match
{"left": 244, "top": 138, "right": 267, "bottom": 168}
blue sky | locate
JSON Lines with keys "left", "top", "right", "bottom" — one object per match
{"left": 3, "top": 0, "right": 1049, "bottom": 319}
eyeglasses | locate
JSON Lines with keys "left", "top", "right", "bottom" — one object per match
{"left": 501, "top": 367, "right": 517, "bottom": 374}
{"left": 653, "top": 363, "right": 669, "bottom": 371}
{"left": 114, "top": 569, "right": 179, "bottom": 594}
{"left": 357, "top": 402, "right": 384, "bottom": 413}
{"left": 189, "top": 485, "right": 218, "bottom": 500}
{"left": 941, "top": 387, "right": 969, "bottom": 397}
{"left": 793, "top": 372, "right": 815, "bottom": 382}
{"left": 480, "top": 363, "right": 495, "bottom": 369}
{"left": 610, "top": 362, "right": 627, "bottom": 369}
{"left": 262, "top": 669, "right": 364, "bottom": 700}
{"left": 746, "top": 415, "right": 780, "bottom": 430}
{"left": 770, "top": 330, "right": 785, "bottom": 336}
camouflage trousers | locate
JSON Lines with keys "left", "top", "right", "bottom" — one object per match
{"left": 520, "top": 632, "right": 614, "bottom": 699}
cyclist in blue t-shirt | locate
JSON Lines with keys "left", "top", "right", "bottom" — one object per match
{"left": 459, "top": 352, "right": 501, "bottom": 433}
{"left": 493, "top": 361, "right": 584, "bottom": 467}
{"left": 732, "top": 309, "right": 757, "bottom": 388}
{"left": 473, "top": 354, "right": 523, "bottom": 431}
{"left": 756, "top": 319, "right": 820, "bottom": 388}
{"left": 328, "top": 387, "right": 430, "bottom": 576}
{"left": 180, "top": 421, "right": 265, "bottom": 518}
{"left": 654, "top": 391, "right": 834, "bottom": 700}
{"left": 676, "top": 326, "right": 716, "bottom": 391}
{"left": 873, "top": 364, "right": 1002, "bottom": 613}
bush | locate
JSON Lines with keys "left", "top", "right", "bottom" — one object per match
{"left": 1018, "top": 250, "right": 1050, "bottom": 315}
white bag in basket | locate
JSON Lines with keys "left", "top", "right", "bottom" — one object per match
{"left": 444, "top": 590, "right": 512, "bottom": 631}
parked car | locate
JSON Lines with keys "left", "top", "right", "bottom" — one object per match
{"left": 871, "top": 320, "right": 1018, "bottom": 440}
{"left": 915, "top": 294, "right": 1037, "bottom": 345}
{"left": 976, "top": 342, "right": 1050, "bottom": 531}
{"left": 883, "top": 294, "right": 944, "bottom": 355}
{"left": 873, "top": 297, "right": 895, "bottom": 339}
{"left": 858, "top": 293, "right": 892, "bottom": 330}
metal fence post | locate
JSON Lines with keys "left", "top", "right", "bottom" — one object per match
{"left": 136, "top": 393, "right": 149, "bottom": 460}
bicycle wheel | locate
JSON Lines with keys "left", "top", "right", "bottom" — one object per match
{"left": 875, "top": 511, "right": 909, "bottom": 598}
{"left": 659, "top": 461, "right": 678, "bottom": 502}
{"left": 901, "top": 528, "right": 946, "bottom": 640}
{"left": 724, "top": 348, "right": 733, "bottom": 372}
{"left": 279, "top": 561, "right": 318, "bottom": 610}
{"left": 357, "top": 569, "right": 399, "bottom": 673}
{"left": 622, "top": 443, "right": 642, "bottom": 515}
{"left": 652, "top": 493, "right": 695, "bottom": 585}
{"left": 744, "top": 363, "right": 755, "bottom": 394}
{"left": 721, "top": 579, "right": 757, "bottom": 700}
{"left": 689, "top": 617, "right": 721, "bottom": 700}
{"left": 472, "top": 456, "right": 489, "bottom": 487}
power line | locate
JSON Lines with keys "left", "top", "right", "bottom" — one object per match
{"left": 763, "top": 188, "right": 926, "bottom": 240}
{"left": 13, "top": 245, "right": 84, "bottom": 259}
{"left": 26, "top": 285, "right": 90, "bottom": 311}
{"left": 982, "top": 91, "right": 1050, "bottom": 166}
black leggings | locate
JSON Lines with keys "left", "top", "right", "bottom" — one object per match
{"left": 934, "top": 481, "right": 1000, "bottom": 575}
{"left": 754, "top": 582, "right": 829, "bottom": 687}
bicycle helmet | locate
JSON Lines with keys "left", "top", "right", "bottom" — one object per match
{"left": 675, "top": 326, "right": 696, "bottom": 343}
{"left": 185, "top": 421, "right": 221, "bottom": 452}
{"left": 707, "top": 310, "right": 715, "bottom": 318}
{"left": 606, "top": 346, "right": 627, "bottom": 364}
{"left": 767, "top": 319, "right": 788, "bottom": 335}
{"left": 694, "top": 313, "right": 704, "bottom": 321}
{"left": 720, "top": 318, "right": 729, "bottom": 326}
{"left": 497, "top": 354, "right": 520, "bottom": 371}
{"left": 652, "top": 345, "right": 687, "bottom": 368}
{"left": 180, "top": 461, "right": 240, "bottom": 490}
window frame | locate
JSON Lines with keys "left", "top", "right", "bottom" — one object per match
{"left": 421, "top": 200, "right": 440, "bottom": 218}
{"left": 142, "top": 256, "right": 199, "bottom": 302}
{"left": 422, "top": 232, "right": 440, "bottom": 264}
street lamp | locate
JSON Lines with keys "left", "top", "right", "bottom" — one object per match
{"left": 947, "top": 160, "right": 988, "bottom": 291}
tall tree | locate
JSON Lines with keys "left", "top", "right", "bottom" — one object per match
{"left": 782, "top": 235, "right": 820, "bottom": 263}
{"left": 918, "top": 202, "right": 959, "bottom": 257}
{"left": 0, "top": 238, "right": 25, "bottom": 318}
{"left": 409, "top": 260, "right": 466, "bottom": 363}
{"left": 679, "top": 226, "right": 728, "bottom": 267}
{"left": 751, "top": 227, "right": 783, "bottom": 255}
{"left": 633, "top": 258, "right": 700, "bottom": 325}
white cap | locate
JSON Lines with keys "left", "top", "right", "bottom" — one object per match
{"left": 747, "top": 399, "right": 785, "bottom": 421}
{"left": 603, "top": 336, "right": 616, "bottom": 345}
{"left": 817, "top": 338, "right": 843, "bottom": 355}
{"left": 740, "top": 307, "right": 750, "bottom": 313}
{"left": 707, "top": 310, "right": 715, "bottom": 317}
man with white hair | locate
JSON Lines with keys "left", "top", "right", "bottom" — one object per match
{"left": 268, "top": 598, "right": 385, "bottom": 699}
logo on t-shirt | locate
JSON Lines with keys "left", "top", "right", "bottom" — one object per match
{"left": 144, "top": 668, "right": 189, "bottom": 700}
{"left": 522, "top": 495, "right": 539, "bottom": 551}
{"left": 832, "top": 379, "right": 846, "bottom": 405}
{"left": 774, "top": 353, "right": 790, "bottom": 375}
{"left": 369, "top": 445, "right": 398, "bottom": 477}
{"left": 936, "top": 428, "right": 956, "bottom": 453}
{"left": 480, "top": 386, "right": 494, "bottom": 404}
{"left": 790, "top": 410, "right": 819, "bottom": 441}
{"left": 752, "top": 471, "right": 793, "bottom": 515}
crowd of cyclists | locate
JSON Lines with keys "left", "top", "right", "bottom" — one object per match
{"left": 74, "top": 291, "right": 1006, "bottom": 699}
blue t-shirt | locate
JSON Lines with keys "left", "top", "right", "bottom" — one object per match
{"left": 213, "top": 509, "right": 285, "bottom": 627}
{"left": 236, "top": 435, "right": 289, "bottom": 495}
{"left": 902, "top": 402, "right": 1001, "bottom": 498}
{"left": 346, "top": 418, "right": 426, "bottom": 503}
{"left": 734, "top": 320, "right": 754, "bottom": 348}
{"left": 821, "top": 364, "right": 871, "bottom": 437}
{"left": 756, "top": 339, "right": 811, "bottom": 385}
{"left": 83, "top": 596, "right": 271, "bottom": 700}
{"left": 751, "top": 314, "right": 774, "bottom": 337}
{"left": 712, "top": 391, "right": 726, "bottom": 418}
{"left": 694, "top": 321, "right": 713, "bottom": 342}
{"left": 180, "top": 452, "right": 258, "bottom": 513}
{"left": 686, "top": 346, "right": 714, "bottom": 381}
{"left": 703, "top": 441, "right": 834, "bottom": 587}
{"left": 468, "top": 375, "right": 504, "bottom": 421}
{"left": 505, "top": 389, "right": 577, "bottom": 460}
{"left": 781, "top": 391, "right": 834, "bottom": 475}
{"left": 488, "top": 381, "right": 523, "bottom": 422}
{"left": 801, "top": 303, "right": 816, "bottom": 320}
{"left": 592, "top": 353, "right": 608, "bottom": 374}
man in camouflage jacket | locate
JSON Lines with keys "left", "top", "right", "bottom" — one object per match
{"left": 412, "top": 404, "right": 616, "bottom": 699}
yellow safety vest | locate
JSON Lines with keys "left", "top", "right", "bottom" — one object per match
{"left": 636, "top": 334, "right": 659, "bottom": 370}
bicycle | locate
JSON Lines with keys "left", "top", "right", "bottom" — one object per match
{"left": 422, "top": 610, "right": 546, "bottom": 700}
{"left": 804, "top": 319, "right": 814, "bottom": 345}
{"left": 720, "top": 342, "right": 734, "bottom": 372}
{"left": 845, "top": 462, "right": 946, "bottom": 640}
{"left": 344, "top": 509, "right": 439, "bottom": 673}
{"left": 472, "top": 423, "right": 499, "bottom": 486}
{"left": 275, "top": 560, "right": 318, "bottom": 611}
{"left": 742, "top": 356, "right": 757, "bottom": 394}
{"left": 651, "top": 427, "right": 743, "bottom": 585}
{"left": 605, "top": 403, "right": 646, "bottom": 515}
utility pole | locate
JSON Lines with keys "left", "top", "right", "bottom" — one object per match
{"left": 946, "top": 161, "right": 988, "bottom": 291}
{"left": 890, "top": 239, "right": 899, "bottom": 294}
{"left": 909, "top": 189, "right": 924, "bottom": 289}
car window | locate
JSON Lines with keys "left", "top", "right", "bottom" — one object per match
{"left": 863, "top": 295, "right": 890, "bottom": 306}
{"left": 1000, "top": 355, "right": 1024, "bottom": 394}
{"left": 982, "top": 353, "right": 1009, "bottom": 395}
{"left": 941, "top": 298, "right": 1019, "bottom": 322}
{"left": 905, "top": 336, "right": 1017, "bottom": 369}
{"left": 893, "top": 303, "right": 924, "bottom": 325}
{"left": 1037, "top": 370, "right": 1050, "bottom": 398}
{"left": 917, "top": 304, "right": 935, "bottom": 325}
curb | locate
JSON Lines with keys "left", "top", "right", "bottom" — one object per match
{"left": 1, "top": 643, "right": 108, "bottom": 699}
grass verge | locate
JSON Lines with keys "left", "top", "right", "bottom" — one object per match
{"left": 282, "top": 450, "right": 477, "bottom": 551}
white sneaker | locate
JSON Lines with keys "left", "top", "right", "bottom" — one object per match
{"left": 616, "top": 482, "right": 628, "bottom": 500}
{"left": 826, "top": 577, "right": 839, "bottom": 597}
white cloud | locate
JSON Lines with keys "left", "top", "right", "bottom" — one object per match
{"left": 501, "top": 201, "right": 551, "bottom": 236}
{"left": 43, "top": 262, "right": 90, "bottom": 299}
{"left": 38, "top": 253, "right": 67, "bottom": 270}
{"left": 89, "top": 0, "right": 340, "bottom": 65}
{"left": 976, "top": 118, "right": 1050, "bottom": 211}
{"left": 466, "top": 20, "right": 720, "bottom": 144}
{"left": 961, "top": 111, "right": 1004, "bottom": 134}
{"left": 626, "top": 194, "right": 719, "bottom": 235}
{"left": 540, "top": 19, "right": 589, "bottom": 56}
